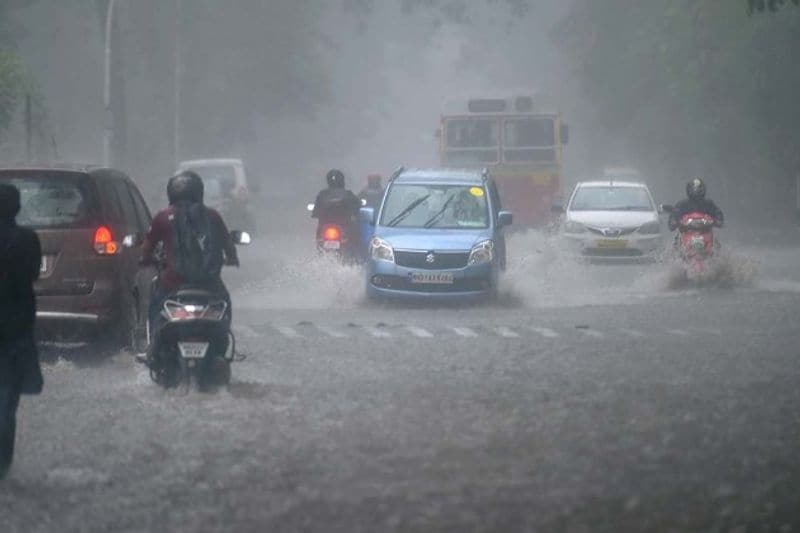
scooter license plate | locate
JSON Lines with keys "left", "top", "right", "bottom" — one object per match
{"left": 178, "top": 342, "right": 209, "bottom": 359}
{"left": 323, "top": 240, "right": 341, "bottom": 250}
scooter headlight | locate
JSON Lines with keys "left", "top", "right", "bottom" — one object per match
{"left": 370, "top": 237, "right": 395, "bottom": 263}
{"left": 468, "top": 240, "right": 494, "bottom": 265}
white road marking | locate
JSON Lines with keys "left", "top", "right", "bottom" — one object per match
{"left": 452, "top": 327, "right": 479, "bottom": 338}
{"left": 530, "top": 327, "right": 559, "bottom": 338}
{"left": 619, "top": 328, "right": 645, "bottom": 338}
{"left": 407, "top": 326, "right": 434, "bottom": 338}
{"left": 668, "top": 329, "right": 690, "bottom": 337}
{"left": 690, "top": 327, "right": 723, "bottom": 336}
{"left": 232, "top": 325, "right": 259, "bottom": 338}
{"left": 364, "top": 327, "right": 392, "bottom": 338}
{"left": 317, "top": 326, "right": 347, "bottom": 338}
{"left": 576, "top": 328, "right": 605, "bottom": 338}
{"left": 275, "top": 326, "right": 300, "bottom": 338}
{"left": 495, "top": 327, "right": 520, "bottom": 338}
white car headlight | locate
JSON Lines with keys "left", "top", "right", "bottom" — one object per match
{"left": 370, "top": 237, "right": 395, "bottom": 263}
{"left": 563, "top": 220, "right": 586, "bottom": 234}
{"left": 638, "top": 221, "right": 661, "bottom": 235}
{"left": 468, "top": 240, "right": 494, "bottom": 265}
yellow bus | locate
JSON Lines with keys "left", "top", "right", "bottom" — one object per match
{"left": 439, "top": 95, "right": 568, "bottom": 225}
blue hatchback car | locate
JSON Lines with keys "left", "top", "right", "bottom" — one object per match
{"left": 361, "top": 168, "right": 513, "bottom": 301}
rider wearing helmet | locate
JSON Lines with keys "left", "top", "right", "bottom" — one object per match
{"left": 311, "top": 168, "right": 361, "bottom": 237}
{"left": 358, "top": 173, "right": 385, "bottom": 209}
{"left": 140, "top": 171, "right": 239, "bottom": 344}
{"left": 668, "top": 178, "right": 724, "bottom": 231}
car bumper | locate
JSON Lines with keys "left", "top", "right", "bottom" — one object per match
{"left": 561, "top": 234, "right": 664, "bottom": 262}
{"left": 35, "top": 278, "right": 120, "bottom": 326}
{"left": 366, "top": 260, "right": 497, "bottom": 301}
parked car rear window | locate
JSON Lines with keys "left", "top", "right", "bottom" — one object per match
{"left": 0, "top": 171, "right": 98, "bottom": 229}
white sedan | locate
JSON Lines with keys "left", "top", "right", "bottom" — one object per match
{"left": 556, "top": 180, "right": 666, "bottom": 261}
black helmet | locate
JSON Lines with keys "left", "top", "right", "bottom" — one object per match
{"left": 686, "top": 177, "right": 706, "bottom": 200}
{"left": 168, "top": 170, "right": 204, "bottom": 205}
{"left": 326, "top": 169, "right": 345, "bottom": 189}
{"left": 0, "top": 183, "right": 21, "bottom": 220}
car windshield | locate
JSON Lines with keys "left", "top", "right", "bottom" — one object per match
{"left": 380, "top": 183, "right": 490, "bottom": 229}
{"left": 569, "top": 186, "right": 654, "bottom": 211}
{"left": 0, "top": 171, "right": 97, "bottom": 229}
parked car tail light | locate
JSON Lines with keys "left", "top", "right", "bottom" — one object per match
{"left": 93, "top": 226, "right": 120, "bottom": 255}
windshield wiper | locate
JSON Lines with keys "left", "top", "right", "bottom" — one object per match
{"left": 423, "top": 194, "right": 456, "bottom": 228}
{"left": 386, "top": 194, "right": 430, "bottom": 227}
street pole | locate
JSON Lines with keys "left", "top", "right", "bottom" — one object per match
{"left": 173, "top": 0, "right": 182, "bottom": 170}
{"left": 103, "top": 0, "right": 117, "bottom": 167}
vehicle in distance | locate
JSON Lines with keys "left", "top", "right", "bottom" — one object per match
{"left": 176, "top": 158, "right": 256, "bottom": 232}
{"left": 362, "top": 168, "right": 512, "bottom": 301}
{"left": 555, "top": 180, "right": 665, "bottom": 261}
{"left": 0, "top": 165, "right": 154, "bottom": 348}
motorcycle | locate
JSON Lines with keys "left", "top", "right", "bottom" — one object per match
{"left": 673, "top": 211, "right": 720, "bottom": 281}
{"left": 146, "top": 230, "right": 251, "bottom": 392}
{"left": 307, "top": 200, "right": 366, "bottom": 264}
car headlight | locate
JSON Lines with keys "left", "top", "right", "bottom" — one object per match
{"left": 563, "top": 220, "right": 586, "bottom": 234}
{"left": 370, "top": 237, "right": 395, "bottom": 263}
{"left": 638, "top": 221, "right": 661, "bottom": 235}
{"left": 468, "top": 240, "right": 494, "bottom": 265}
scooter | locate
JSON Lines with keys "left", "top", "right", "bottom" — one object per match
{"left": 307, "top": 201, "right": 366, "bottom": 264}
{"left": 146, "top": 230, "right": 251, "bottom": 392}
{"left": 674, "top": 211, "right": 719, "bottom": 281}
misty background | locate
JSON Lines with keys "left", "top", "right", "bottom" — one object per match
{"left": 0, "top": 0, "right": 797, "bottom": 221}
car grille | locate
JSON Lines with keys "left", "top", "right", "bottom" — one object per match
{"left": 394, "top": 250, "right": 471, "bottom": 270}
{"left": 586, "top": 226, "right": 638, "bottom": 237}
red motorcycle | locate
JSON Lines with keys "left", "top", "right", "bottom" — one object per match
{"left": 674, "top": 211, "right": 720, "bottom": 279}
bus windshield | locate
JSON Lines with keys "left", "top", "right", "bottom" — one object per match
{"left": 444, "top": 118, "right": 499, "bottom": 165}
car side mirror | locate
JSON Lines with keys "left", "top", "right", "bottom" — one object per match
{"left": 359, "top": 207, "right": 376, "bottom": 226}
{"left": 659, "top": 204, "right": 673, "bottom": 213}
{"left": 497, "top": 210, "right": 513, "bottom": 228}
{"left": 306, "top": 203, "right": 315, "bottom": 212}
{"left": 551, "top": 203, "right": 565, "bottom": 214}
{"left": 230, "top": 230, "right": 252, "bottom": 245}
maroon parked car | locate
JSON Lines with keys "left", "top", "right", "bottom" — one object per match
{"left": 0, "top": 166, "right": 154, "bottom": 348}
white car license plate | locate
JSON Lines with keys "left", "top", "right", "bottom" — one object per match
{"left": 596, "top": 239, "right": 628, "bottom": 249}
{"left": 178, "top": 342, "right": 209, "bottom": 359}
{"left": 410, "top": 272, "right": 454, "bottom": 284}
{"left": 323, "top": 240, "right": 341, "bottom": 250}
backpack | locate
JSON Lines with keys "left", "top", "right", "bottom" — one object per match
{"left": 172, "top": 203, "right": 224, "bottom": 286}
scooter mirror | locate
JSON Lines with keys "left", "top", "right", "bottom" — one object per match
{"left": 361, "top": 198, "right": 367, "bottom": 207}
{"left": 307, "top": 203, "right": 315, "bottom": 212}
{"left": 122, "top": 234, "right": 140, "bottom": 248}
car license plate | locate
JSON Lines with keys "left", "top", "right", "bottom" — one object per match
{"left": 178, "top": 342, "right": 209, "bottom": 359}
{"left": 323, "top": 240, "right": 341, "bottom": 250}
{"left": 410, "top": 272, "right": 454, "bottom": 284}
{"left": 596, "top": 239, "right": 628, "bottom": 249}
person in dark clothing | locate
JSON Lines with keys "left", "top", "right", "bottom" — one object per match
{"left": 140, "top": 172, "right": 239, "bottom": 348}
{"left": 311, "top": 169, "right": 362, "bottom": 256}
{"left": 312, "top": 169, "right": 361, "bottom": 227}
{"left": 668, "top": 177, "right": 725, "bottom": 231}
{"left": 0, "top": 183, "right": 43, "bottom": 480}
{"left": 358, "top": 173, "right": 385, "bottom": 209}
